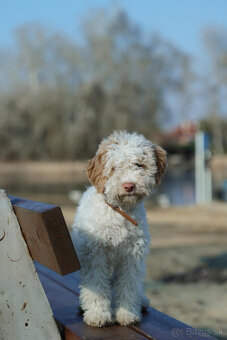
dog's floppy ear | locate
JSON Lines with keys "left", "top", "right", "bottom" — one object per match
{"left": 153, "top": 145, "right": 167, "bottom": 184}
{"left": 86, "top": 150, "right": 107, "bottom": 194}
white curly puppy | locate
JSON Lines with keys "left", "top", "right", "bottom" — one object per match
{"left": 71, "top": 130, "right": 167, "bottom": 327}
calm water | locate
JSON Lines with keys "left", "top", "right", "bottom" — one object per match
{"left": 3, "top": 170, "right": 196, "bottom": 206}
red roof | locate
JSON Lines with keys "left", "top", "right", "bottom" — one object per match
{"left": 163, "top": 122, "right": 197, "bottom": 145}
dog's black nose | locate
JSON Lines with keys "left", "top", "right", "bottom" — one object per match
{"left": 123, "top": 182, "right": 135, "bottom": 192}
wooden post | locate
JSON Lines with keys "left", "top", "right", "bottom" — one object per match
{"left": 9, "top": 195, "right": 80, "bottom": 275}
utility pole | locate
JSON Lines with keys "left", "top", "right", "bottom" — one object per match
{"left": 195, "top": 131, "right": 212, "bottom": 204}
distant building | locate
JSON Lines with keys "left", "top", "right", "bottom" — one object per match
{"left": 157, "top": 122, "right": 197, "bottom": 205}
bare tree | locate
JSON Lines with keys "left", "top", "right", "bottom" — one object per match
{"left": 202, "top": 27, "right": 227, "bottom": 154}
{"left": 0, "top": 9, "right": 192, "bottom": 160}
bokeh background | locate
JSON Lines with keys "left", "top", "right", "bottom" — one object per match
{"left": 1, "top": 1, "right": 227, "bottom": 338}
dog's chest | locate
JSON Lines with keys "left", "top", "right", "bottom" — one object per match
{"left": 101, "top": 214, "right": 145, "bottom": 253}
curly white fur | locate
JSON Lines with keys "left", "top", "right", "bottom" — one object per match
{"left": 71, "top": 131, "right": 167, "bottom": 327}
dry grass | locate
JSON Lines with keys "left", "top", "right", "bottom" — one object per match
{"left": 147, "top": 203, "right": 227, "bottom": 232}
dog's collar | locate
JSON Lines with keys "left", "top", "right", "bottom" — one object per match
{"left": 105, "top": 201, "right": 138, "bottom": 227}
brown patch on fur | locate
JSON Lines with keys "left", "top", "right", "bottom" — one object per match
{"left": 86, "top": 137, "right": 118, "bottom": 193}
{"left": 86, "top": 150, "right": 108, "bottom": 194}
{"left": 153, "top": 145, "right": 167, "bottom": 184}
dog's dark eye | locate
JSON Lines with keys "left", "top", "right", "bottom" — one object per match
{"left": 135, "top": 163, "right": 143, "bottom": 168}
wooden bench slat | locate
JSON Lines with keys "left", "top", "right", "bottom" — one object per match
{"left": 35, "top": 261, "right": 80, "bottom": 294}
{"left": 9, "top": 195, "right": 80, "bottom": 275}
{"left": 36, "top": 263, "right": 145, "bottom": 340}
{"left": 130, "top": 309, "right": 216, "bottom": 340}
{"left": 9, "top": 195, "right": 57, "bottom": 212}
{"left": 35, "top": 263, "right": 216, "bottom": 340}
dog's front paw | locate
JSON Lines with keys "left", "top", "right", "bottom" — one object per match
{"left": 115, "top": 307, "right": 141, "bottom": 326}
{"left": 83, "top": 310, "right": 112, "bottom": 327}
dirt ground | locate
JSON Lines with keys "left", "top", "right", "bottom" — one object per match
{"left": 145, "top": 205, "right": 227, "bottom": 339}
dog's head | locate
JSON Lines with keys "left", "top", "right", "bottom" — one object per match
{"left": 86, "top": 130, "right": 167, "bottom": 207}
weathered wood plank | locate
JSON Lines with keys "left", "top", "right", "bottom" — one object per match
{"left": 130, "top": 309, "right": 217, "bottom": 340}
{"left": 35, "top": 261, "right": 80, "bottom": 294}
{"left": 36, "top": 264, "right": 145, "bottom": 340}
{"left": 35, "top": 262, "right": 217, "bottom": 340}
{"left": 9, "top": 195, "right": 80, "bottom": 275}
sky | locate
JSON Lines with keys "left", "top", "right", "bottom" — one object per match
{"left": 1, "top": 0, "right": 227, "bottom": 66}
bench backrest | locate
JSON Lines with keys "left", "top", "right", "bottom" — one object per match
{"left": 9, "top": 195, "right": 80, "bottom": 275}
